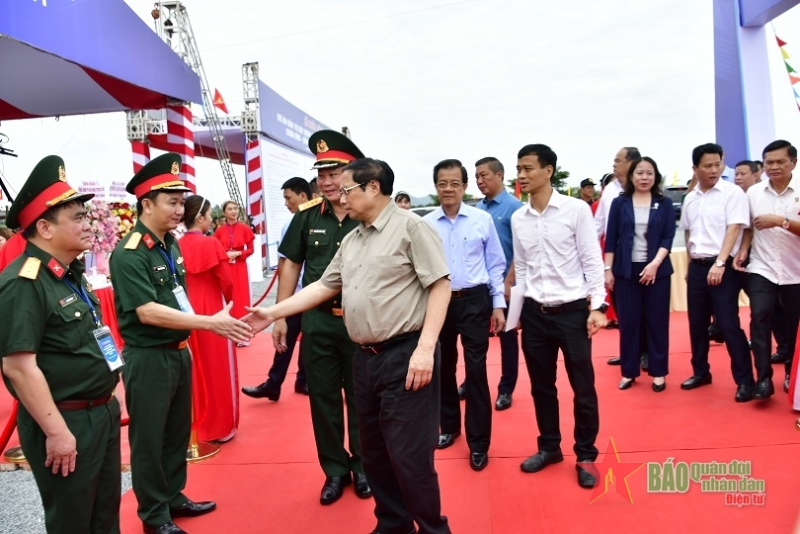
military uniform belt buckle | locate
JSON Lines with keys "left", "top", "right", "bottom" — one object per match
{"left": 332, "top": 308, "right": 343, "bottom": 317}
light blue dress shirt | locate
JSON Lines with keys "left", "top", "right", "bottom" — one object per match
{"left": 476, "top": 189, "right": 523, "bottom": 277}
{"left": 424, "top": 203, "right": 507, "bottom": 308}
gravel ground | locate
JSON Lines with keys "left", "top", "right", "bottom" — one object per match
{"left": 0, "top": 272, "right": 276, "bottom": 534}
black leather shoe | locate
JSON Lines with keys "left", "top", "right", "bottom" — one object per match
{"left": 170, "top": 499, "right": 216, "bottom": 518}
{"left": 618, "top": 378, "right": 635, "bottom": 390}
{"left": 681, "top": 373, "right": 712, "bottom": 390}
{"left": 770, "top": 352, "right": 788, "bottom": 364}
{"left": 370, "top": 529, "right": 417, "bottom": 534}
{"left": 576, "top": 464, "right": 597, "bottom": 489}
{"left": 784, "top": 375, "right": 790, "bottom": 394}
{"left": 520, "top": 450, "right": 564, "bottom": 473}
{"left": 294, "top": 381, "right": 309, "bottom": 395}
{"left": 708, "top": 324, "right": 724, "bottom": 344}
{"left": 241, "top": 382, "right": 280, "bottom": 401}
{"left": 607, "top": 357, "right": 621, "bottom": 365}
{"left": 437, "top": 431, "right": 461, "bottom": 449}
{"left": 320, "top": 475, "right": 351, "bottom": 505}
{"left": 753, "top": 378, "right": 774, "bottom": 400}
{"left": 470, "top": 452, "right": 489, "bottom": 471}
{"left": 143, "top": 521, "right": 186, "bottom": 534}
{"left": 640, "top": 353, "right": 649, "bottom": 371}
{"left": 457, "top": 383, "right": 466, "bottom": 400}
{"left": 353, "top": 472, "right": 371, "bottom": 499}
{"left": 495, "top": 393, "right": 512, "bottom": 411}
{"left": 652, "top": 381, "right": 666, "bottom": 393}
{"left": 735, "top": 384, "right": 753, "bottom": 402}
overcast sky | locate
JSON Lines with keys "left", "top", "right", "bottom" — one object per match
{"left": 3, "top": 0, "right": 800, "bottom": 206}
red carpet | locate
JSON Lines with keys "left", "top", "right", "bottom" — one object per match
{"left": 3, "top": 310, "right": 799, "bottom": 532}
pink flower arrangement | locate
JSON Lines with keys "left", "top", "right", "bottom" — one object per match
{"left": 86, "top": 199, "right": 121, "bottom": 254}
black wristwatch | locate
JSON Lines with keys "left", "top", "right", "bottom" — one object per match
{"left": 595, "top": 303, "right": 609, "bottom": 314}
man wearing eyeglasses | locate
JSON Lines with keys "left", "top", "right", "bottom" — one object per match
{"left": 423, "top": 159, "right": 506, "bottom": 471}
{"left": 243, "top": 158, "right": 452, "bottom": 534}
{"left": 275, "top": 130, "right": 372, "bottom": 505}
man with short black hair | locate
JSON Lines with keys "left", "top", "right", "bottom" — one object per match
{"left": 424, "top": 159, "right": 505, "bottom": 470}
{"left": 242, "top": 177, "right": 311, "bottom": 400}
{"left": 679, "top": 143, "right": 754, "bottom": 402}
{"left": 244, "top": 157, "right": 452, "bottom": 534}
{"left": 475, "top": 156, "right": 523, "bottom": 411}
{"left": 736, "top": 140, "right": 800, "bottom": 399}
{"left": 512, "top": 143, "right": 607, "bottom": 489}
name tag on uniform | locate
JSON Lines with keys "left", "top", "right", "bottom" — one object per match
{"left": 173, "top": 286, "right": 195, "bottom": 314}
{"left": 59, "top": 294, "right": 77, "bottom": 307}
{"left": 310, "top": 229, "right": 327, "bottom": 235}
{"left": 153, "top": 265, "right": 168, "bottom": 272}
{"left": 93, "top": 326, "right": 124, "bottom": 372}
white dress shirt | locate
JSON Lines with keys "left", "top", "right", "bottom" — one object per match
{"left": 512, "top": 190, "right": 606, "bottom": 309}
{"left": 424, "top": 203, "right": 507, "bottom": 308}
{"left": 594, "top": 178, "right": 624, "bottom": 238}
{"left": 746, "top": 175, "right": 800, "bottom": 285}
{"left": 678, "top": 178, "right": 749, "bottom": 259}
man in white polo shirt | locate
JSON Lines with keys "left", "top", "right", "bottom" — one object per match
{"left": 679, "top": 143, "right": 754, "bottom": 402}
{"left": 735, "top": 140, "right": 800, "bottom": 399}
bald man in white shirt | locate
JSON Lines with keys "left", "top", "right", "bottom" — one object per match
{"left": 512, "top": 143, "right": 607, "bottom": 490}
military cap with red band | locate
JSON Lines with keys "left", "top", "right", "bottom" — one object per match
{"left": 127, "top": 152, "right": 193, "bottom": 199}
{"left": 6, "top": 155, "right": 95, "bottom": 230}
{"left": 308, "top": 130, "right": 365, "bottom": 170}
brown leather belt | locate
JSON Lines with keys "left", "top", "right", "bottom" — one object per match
{"left": 528, "top": 298, "right": 589, "bottom": 315}
{"left": 360, "top": 331, "right": 421, "bottom": 356}
{"left": 451, "top": 285, "right": 488, "bottom": 298}
{"left": 161, "top": 339, "right": 189, "bottom": 350}
{"left": 56, "top": 392, "right": 115, "bottom": 411}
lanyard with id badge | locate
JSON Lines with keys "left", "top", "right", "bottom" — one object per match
{"left": 62, "top": 277, "right": 124, "bottom": 372}
{"left": 157, "top": 246, "right": 195, "bottom": 314}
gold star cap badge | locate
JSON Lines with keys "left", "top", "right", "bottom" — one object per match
{"left": 171, "top": 161, "right": 180, "bottom": 175}
{"left": 316, "top": 139, "right": 329, "bottom": 153}
{"left": 57, "top": 165, "right": 67, "bottom": 182}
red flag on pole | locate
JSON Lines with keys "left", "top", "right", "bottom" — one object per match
{"left": 213, "top": 89, "right": 228, "bottom": 113}
{"left": 777, "top": 36, "right": 788, "bottom": 48}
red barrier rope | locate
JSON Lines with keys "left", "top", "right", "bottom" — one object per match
{"left": 0, "top": 400, "right": 19, "bottom": 453}
{"left": 252, "top": 269, "right": 279, "bottom": 307}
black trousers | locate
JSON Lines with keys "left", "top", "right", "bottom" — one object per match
{"left": 614, "top": 266, "right": 671, "bottom": 378}
{"left": 520, "top": 299, "right": 599, "bottom": 461}
{"left": 352, "top": 335, "right": 450, "bottom": 534}
{"left": 439, "top": 288, "right": 492, "bottom": 453}
{"left": 748, "top": 274, "right": 800, "bottom": 382}
{"left": 266, "top": 312, "right": 306, "bottom": 388}
{"left": 497, "top": 305, "right": 520, "bottom": 395}
{"left": 686, "top": 260, "right": 753, "bottom": 386}
{"left": 739, "top": 271, "right": 789, "bottom": 359}
{"left": 610, "top": 288, "right": 648, "bottom": 356}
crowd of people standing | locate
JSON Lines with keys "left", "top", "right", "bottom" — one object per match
{"left": 0, "top": 133, "right": 798, "bottom": 534}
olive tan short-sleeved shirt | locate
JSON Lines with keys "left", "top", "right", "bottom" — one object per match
{"left": 0, "top": 242, "right": 118, "bottom": 402}
{"left": 320, "top": 201, "right": 450, "bottom": 344}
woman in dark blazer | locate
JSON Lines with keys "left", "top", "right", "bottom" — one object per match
{"left": 604, "top": 157, "right": 676, "bottom": 392}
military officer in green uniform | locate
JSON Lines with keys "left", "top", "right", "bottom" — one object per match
{"left": 273, "top": 130, "right": 371, "bottom": 504}
{"left": 109, "top": 153, "right": 253, "bottom": 534}
{"left": 0, "top": 156, "right": 121, "bottom": 534}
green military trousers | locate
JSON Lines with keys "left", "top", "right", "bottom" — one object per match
{"left": 123, "top": 345, "right": 191, "bottom": 526}
{"left": 19, "top": 397, "right": 121, "bottom": 534}
{"left": 300, "top": 308, "right": 362, "bottom": 477}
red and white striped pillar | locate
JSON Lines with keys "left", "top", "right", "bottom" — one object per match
{"left": 166, "top": 103, "right": 196, "bottom": 192}
{"left": 245, "top": 136, "right": 267, "bottom": 259}
{"left": 131, "top": 140, "right": 150, "bottom": 174}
